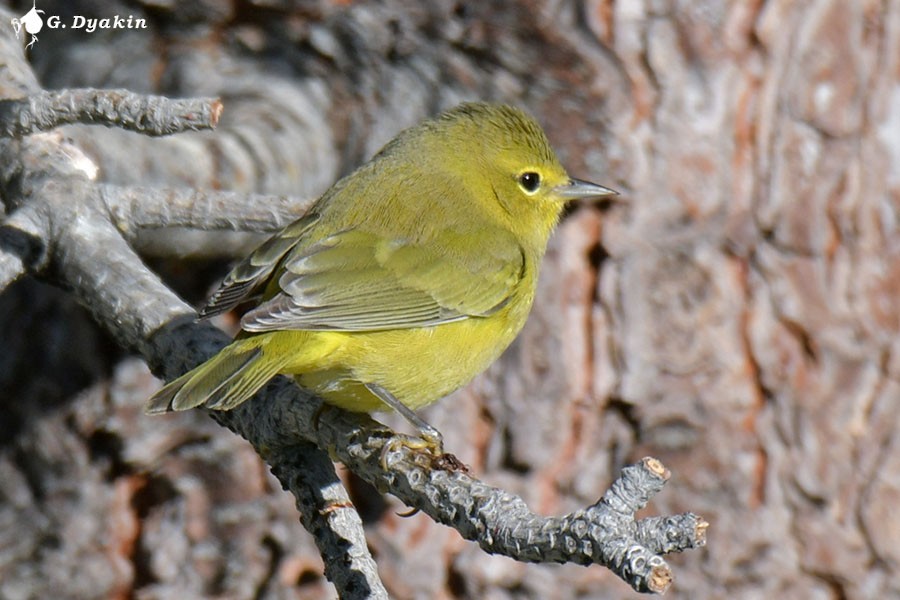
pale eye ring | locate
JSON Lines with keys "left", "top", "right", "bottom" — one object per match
{"left": 518, "top": 171, "right": 541, "bottom": 193}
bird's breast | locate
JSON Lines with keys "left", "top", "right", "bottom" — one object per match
{"left": 297, "top": 269, "right": 538, "bottom": 412}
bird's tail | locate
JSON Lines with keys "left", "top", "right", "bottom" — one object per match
{"left": 145, "top": 337, "right": 287, "bottom": 414}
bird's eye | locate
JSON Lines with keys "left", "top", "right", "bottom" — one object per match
{"left": 518, "top": 171, "right": 541, "bottom": 193}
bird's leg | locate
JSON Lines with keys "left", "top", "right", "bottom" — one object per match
{"left": 365, "top": 383, "right": 444, "bottom": 459}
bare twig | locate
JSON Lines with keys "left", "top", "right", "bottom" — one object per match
{"left": 200, "top": 368, "right": 706, "bottom": 594}
{"left": 99, "top": 185, "right": 315, "bottom": 234}
{"left": 267, "top": 444, "right": 390, "bottom": 599}
{"left": 0, "top": 89, "right": 223, "bottom": 138}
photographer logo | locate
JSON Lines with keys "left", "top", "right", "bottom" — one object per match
{"left": 10, "top": 1, "right": 147, "bottom": 49}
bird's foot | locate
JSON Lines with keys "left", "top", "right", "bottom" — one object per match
{"left": 380, "top": 428, "right": 444, "bottom": 469}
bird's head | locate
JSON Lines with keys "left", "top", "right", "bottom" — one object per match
{"left": 432, "top": 102, "right": 618, "bottom": 245}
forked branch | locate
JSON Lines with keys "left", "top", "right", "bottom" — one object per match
{"left": 0, "top": 7, "right": 706, "bottom": 595}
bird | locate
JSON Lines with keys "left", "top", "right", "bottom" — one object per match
{"left": 146, "top": 102, "right": 618, "bottom": 453}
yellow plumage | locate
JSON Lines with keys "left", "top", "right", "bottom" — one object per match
{"left": 146, "top": 102, "right": 615, "bottom": 431}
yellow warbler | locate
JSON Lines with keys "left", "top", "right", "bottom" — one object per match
{"left": 146, "top": 102, "right": 617, "bottom": 448}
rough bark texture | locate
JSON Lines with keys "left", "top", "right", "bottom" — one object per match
{"left": 0, "top": 0, "right": 898, "bottom": 598}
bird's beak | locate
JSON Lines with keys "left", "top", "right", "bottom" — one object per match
{"left": 553, "top": 178, "right": 619, "bottom": 201}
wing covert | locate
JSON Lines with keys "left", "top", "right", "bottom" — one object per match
{"left": 199, "top": 213, "right": 320, "bottom": 318}
{"left": 240, "top": 227, "right": 525, "bottom": 332}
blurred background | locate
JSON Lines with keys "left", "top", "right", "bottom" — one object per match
{"left": 1, "top": 0, "right": 898, "bottom": 598}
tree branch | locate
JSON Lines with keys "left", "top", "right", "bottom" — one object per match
{"left": 0, "top": 4, "right": 707, "bottom": 595}
{"left": 0, "top": 208, "right": 45, "bottom": 291}
{"left": 267, "top": 443, "right": 390, "bottom": 599}
{"left": 0, "top": 8, "right": 386, "bottom": 596}
{"left": 0, "top": 89, "right": 222, "bottom": 138}
{"left": 199, "top": 367, "right": 706, "bottom": 594}
{"left": 100, "top": 185, "right": 315, "bottom": 234}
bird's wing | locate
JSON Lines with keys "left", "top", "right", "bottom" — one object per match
{"left": 199, "top": 213, "right": 320, "bottom": 318}
{"left": 239, "top": 227, "right": 525, "bottom": 332}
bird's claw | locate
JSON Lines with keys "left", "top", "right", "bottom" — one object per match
{"left": 380, "top": 430, "right": 444, "bottom": 469}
